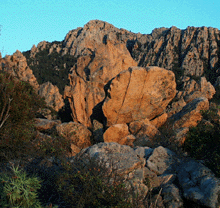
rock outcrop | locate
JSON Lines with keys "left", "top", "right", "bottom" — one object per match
{"left": 38, "top": 82, "right": 65, "bottom": 112}
{"left": 102, "top": 66, "right": 176, "bottom": 126}
{"left": 55, "top": 121, "right": 92, "bottom": 152}
{"left": 0, "top": 50, "right": 39, "bottom": 92}
{"left": 1, "top": 20, "right": 220, "bottom": 208}
{"left": 168, "top": 97, "right": 209, "bottom": 129}
{"left": 63, "top": 20, "right": 137, "bottom": 127}
{"left": 131, "top": 26, "right": 220, "bottom": 80}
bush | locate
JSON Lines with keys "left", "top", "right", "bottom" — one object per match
{"left": 184, "top": 103, "right": 220, "bottom": 177}
{"left": 0, "top": 70, "right": 48, "bottom": 163}
{"left": 56, "top": 154, "right": 145, "bottom": 208}
{"left": 0, "top": 162, "right": 58, "bottom": 208}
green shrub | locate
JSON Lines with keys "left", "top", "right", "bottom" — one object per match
{"left": 0, "top": 70, "right": 48, "bottom": 163}
{"left": 184, "top": 103, "right": 220, "bottom": 177}
{"left": 0, "top": 162, "right": 58, "bottom": 208}
{"left": 31, "top": 132, "right": 72, "bottom": 161}
{"left": 56, "top": 154, "right": 145, "bottom": 208}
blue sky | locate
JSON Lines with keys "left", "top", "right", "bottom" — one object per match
{"left": 0, "top": 0, "right": 219, "bottom": 57}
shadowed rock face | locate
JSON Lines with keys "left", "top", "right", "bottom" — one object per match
{"left": 102, "top": 66, "right": 176, "bottom": 126}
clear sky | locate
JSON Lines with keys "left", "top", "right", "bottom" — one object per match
{"left": 0, "top": 0, "right": 219, "bottom": 57}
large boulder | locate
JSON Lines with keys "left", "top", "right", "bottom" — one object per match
{"left": 70, "top": 142, "right": 148, "bottom": 201}
{"left": 146, "top": 146, "right": 179, "bottom": 175}
{"left": 102, "top": 66, "right": 176, "bottom": 127}
{"left": 177, "top": 159, "right": 220, "bottom": 208}
{"left": 56, "top": 122, "right": 92, "bottom": 151}
{"left": 103, "top": 124, "right": 133, "bottom": 146}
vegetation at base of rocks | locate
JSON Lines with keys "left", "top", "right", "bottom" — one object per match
{"left": 32, "top": 131, "right": 72, "bottom": 160}
{"left": 184, "top": 103, "right": 220, "bottom": 177}
{"left": 0, "top": 162, "right": 58, "bottom": 208}
{"left": 0, "top": 70, "right": 50, "bottom": 163}
{"left": 56, "top": 154, "right": 145, "bottom": 208}
{"left": 23, "top": 48, "right": 77, "bottom": 95}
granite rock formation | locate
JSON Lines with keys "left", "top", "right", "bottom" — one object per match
{"left": 102, "top": 66, "right": 176, "bottom": 126}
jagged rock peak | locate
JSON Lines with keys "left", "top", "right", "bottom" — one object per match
{"left": 62, "top": 19, "right": 136, "bottom": 56}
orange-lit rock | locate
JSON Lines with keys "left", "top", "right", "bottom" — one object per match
{"left": 102, "top": 66, "right": 176, "bottom": 126}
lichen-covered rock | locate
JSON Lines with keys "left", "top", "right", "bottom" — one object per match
{"left": 146, "top": 146, "right": 179, "bottom": 175}
{"left": 102, "top": 66, "right": 176, "bottom": 126}
{"left": 177, "top": 159, "right": 220, "bottom": 208}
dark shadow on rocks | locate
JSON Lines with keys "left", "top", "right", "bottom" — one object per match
{"left": 57, "top": 98, "right": 73, "bottom": 123}
{"left": 90, "top": 100, "right": 107, "bottom": 144}
{"left": 22, "top": 156, "right": 72, "bottom": 208}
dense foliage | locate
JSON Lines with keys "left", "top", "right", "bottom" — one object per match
{"left": 184, "top": 103, "right": 220, "bottom": 177}
{"left": 0, "top": 70, "right": 48, "bottom": 162}
{"left": 23, "top": 45, "right": 76, "bottom": 95}
{"left": 0, "top": 163, "right": 58, "bottom": 208}
{"left": 56, "top": 154, "right": 144, "bottom": 208}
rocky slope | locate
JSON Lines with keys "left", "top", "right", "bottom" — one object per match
{"left": 0, "top": 20, "right": 220, "bottom": 207}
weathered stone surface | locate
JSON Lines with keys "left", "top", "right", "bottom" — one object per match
{"left": 177, "top": 159, "right": 220, "bottom": 208}
{"left": 146, "top": 146, "right": 178, "bottom": 175}
{"left": 131, "top": 26, "right": 220, "bottom": 78}
{"left": 102, "top": 66, "right": 176, "bottom": 126}
{"left": 182, "top": 76, "right": 215, "bottom": 103}
{"left": 168, "top": 97, "right": 209, "bottom": 129}
{"left": 73, "top": 142, "right": 146, "bottom": 176}
{"left": 39, "top": 82, "right": 64, "bottom": 112}
{"left": 150, "top": 113, "right": 168, "bottom": 129}
{"left": 120, "top": 134, "right": 136, "bottom": 147}
{"left": 0, "top": 50, "right": 39, "bottom": 92}
{"left": 63, "top": 20, "right": 137, "bottom": 127}
{"left": 34, "top": 118, "right": 61, "bottom": 131}
{"left": 129, "top": 118, "right": 151, "bottom": 135}
{"left": 161, "top": 184, "right": 183, "bottom": 208}
{"left": 56, "top": 122, "right": 92, "bottom": 149}
{"left": 133, "top": 123, "right": 162, "bottom": 148}
{"left": 170, "top": 127, "right": 190, "bottom": 147}
{"left": 103, "top": 124, "right": 130, "bottom": 145}
{"left": 167, "top": 97, "right": 187, "bottom": 117}
{"left": 133, "top": 146, "right": 153, "bottom": 159}
{"left": 70, "top": 142, "right": 148, "bottom": 204}
{"left": 143, "top": 167, "right": 160, "bottom": 188}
